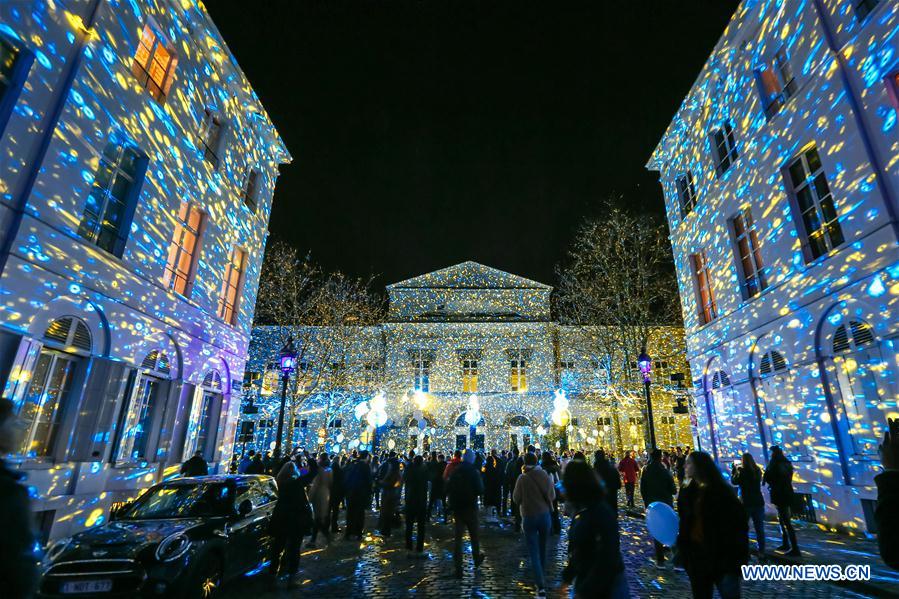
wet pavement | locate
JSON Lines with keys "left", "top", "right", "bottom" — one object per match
{"left": 219, "top": 506, "right": 896, "bottom": 598}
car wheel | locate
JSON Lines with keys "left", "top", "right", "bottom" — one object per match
{"left": 193, "top": 554, "right": 223, "bottom": 599}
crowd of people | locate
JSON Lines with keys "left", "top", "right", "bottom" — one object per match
{"left": 1, "top": 396, "right": 897, "bottom": 598}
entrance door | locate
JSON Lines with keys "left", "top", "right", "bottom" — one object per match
{"left": 455, "top": 435, "right": 467, "bottom": 450}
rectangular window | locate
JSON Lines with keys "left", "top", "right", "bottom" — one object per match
{"left": 218, "top": 248, "right": 246, "bottom": 325}
{"left": 510, "top": 351, "right": 528, "bottom": 392}
{"left": 692, "top": 251, "right": 718, "bottom": 325}
{"left": 0, "top": 36, "right": 20, "bottom": 101}
{"left": 676, "top": 171, "right": 698, "bottom": 218}
{"left": 242, "top": 169, "right": 260, "bottom": 212}
{"left": 730, "top": 207, "right": 768, "bottom": 299}
{"left": 462, "top": 359, "right": 478, "bottom": 393}
{"left": 131, "top": 25, "right": 177, "bottom": 103}
{"left": 16, "top": 350, "right": 77, "bottom": 457}
{"left": 560, "top": 360, "right": 576, "bottom": 390}
{"left": 199, "top": 108, "right": 223, "bottom": 168}
{"left": 78, "top": 143, "right": 143, "bottom": 256}
{"left": 757, "top": 48, "right": 797, "bottom": 118}
{"left": 413, "top": 354, "right": 430, "bottom": 392}
{"left": 364, "top": 361, "right": 382, "bottom": 387}
{"left": 886, "top": 70, "right": 899, "bottom": 112}
{"left": 711, "top": 121, "right": 738, "bottom": 177}
{"left": 854, "top": 0, "right": 881, "bottom": 21}
{"left": 786, "top": 144, "right": 843, "bottom": 261}
{"left": 163, "top": 202, "right": 204, "bottom": 296}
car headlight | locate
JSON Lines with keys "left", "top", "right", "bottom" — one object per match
{"left": 45, "top": 538, "right": 71, "bottom": 563}
{"left": 155, "top": 533, "right": 192, "bottom": 562}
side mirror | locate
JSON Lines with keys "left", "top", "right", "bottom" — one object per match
{"left": 237, "top": 499, "right": 253, "bottom": 517}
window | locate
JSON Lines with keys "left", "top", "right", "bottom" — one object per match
{"left": 78, "top": 143, "right": 144, "bottom": 256}
{"left": 0, "top": 37, "right": 20, "bottom": 101}
{"left": 757, "top": 48, "right": 797, "bottom": 118}
{"left": 116, "top": 351, "right": 170, "bottom": 462}
{"left": 885, "top": 70, "right": 899, "bottom": 112}
{"left": 691, "top": 252, "right": 717, "bottom": 324}
{"left": 131, "top": 25, "right": 177, "bottom": 103}
{"left": 786, "top": 144, "right": 843, "bottom": 261}
{"left": 730, "top": 207, "right": 767, "bottom": 299}
{"left": 218, "top": 248, "right": 246, "bottom": 325}
{"left": 676, "top": 171, "right": 698, "bottom": 218}
{"left": 163, "top": 202, "right": 204, "bottom": 296}
{"left": 711, "top": 121, "right": 738, "bottom": 176}
{"left": 510, "top": 351, "right": 528, "bottom": 392}
{"left": 363, "top": 361, "right": 382, "bottom": 387}
{"left": 755, "top": 348, "right": 808, "bottom": 459}
{"left": 15, "top": 318, "right": 91, "bottom": 457}
{"left": 462, "top": 359, "right": 478, "bottom": 393}
{"left": 831, "top": 319, "right": 891, "bottom": 456}
{"left": 559, "top": 360, "right": 576, "bottom": 390}
{"left": 242, "top": 169, "right": 260, "bottom": 212}
{"left": 854, "top": 0, "right": 881, "bottom": 21}
{"left": 186, "top": 371, "right": 223, "bottom": 461}
{"left": 412, "top": 350, "right": 430, "bottom": 392}
{"left": 199, "top": 108, "right": 223, "bottom": 168}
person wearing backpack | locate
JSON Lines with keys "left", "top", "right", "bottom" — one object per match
{"left": 447, "top": 449, "right": 486, "bottom": 578}
{"left": 513, "top": 452, "right": 556, "bottom": 598}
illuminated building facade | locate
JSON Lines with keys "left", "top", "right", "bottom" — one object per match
{"left": 0, "top": 0, "right": 290, "bottom": 540}
{"left": 242, "top": 262, "right": 693, "bottom": 457}
{"left": 647, "top": 0, "right": 898, "bottom": 531}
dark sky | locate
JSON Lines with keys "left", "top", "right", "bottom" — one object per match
{"left": 204, "top": 0, "right": 739, "bottom": 287}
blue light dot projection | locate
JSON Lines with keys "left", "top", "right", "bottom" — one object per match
{"left": 0, "top": 0, "right": 289, "bottom": 540}
{"left": 647, "top": 0, "right": 899, "bottom": 531}
{"left": 241, "top": 263, "right": 694, "bottom": 456}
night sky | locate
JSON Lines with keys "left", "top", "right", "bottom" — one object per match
{"left": 203, "top": 0, "right": 740, "bottom": 287}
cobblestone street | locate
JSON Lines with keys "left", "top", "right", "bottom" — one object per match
{"left": 219, "top": 506, "right": 897, "bottom": 598}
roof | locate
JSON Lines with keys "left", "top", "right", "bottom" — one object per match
{"left": 387, "top": 261, "right": 552, "bottom": 291}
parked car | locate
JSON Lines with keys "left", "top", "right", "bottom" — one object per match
{"left": 38, "top": 475, "right": 277, "bottom": 598}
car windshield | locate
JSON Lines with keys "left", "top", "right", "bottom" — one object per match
{"left": 120, "top": 482, "right": 234, "bottom": 520}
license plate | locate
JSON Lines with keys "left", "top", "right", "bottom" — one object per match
{"left": 61, "top": 579, "right": 113, "bottom": 594}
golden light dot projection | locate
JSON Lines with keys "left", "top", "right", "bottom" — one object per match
{"left": 646, "top": 0, "right": 899, "bottom": 532}
{"left": 0, "top": 0, "right": 289, "bottom": 540}
{"left": 242, "top": 262, "right": 694, "bottom": 456}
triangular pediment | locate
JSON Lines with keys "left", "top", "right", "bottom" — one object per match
{"left": 387, "top": 261, "right": 551, "bottom": 290}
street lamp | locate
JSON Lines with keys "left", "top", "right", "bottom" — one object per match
{"left": 637, "top": 348, "right": 657, "bottom": 450}
{"left": 365, "top": 392, "right": 389, "bottom": 453}
{"left": 273, "top": 337, "right": 297, "bottom": 459}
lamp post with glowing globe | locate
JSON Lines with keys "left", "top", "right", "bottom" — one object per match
{"left": 637, "top": 348, "right": 657, "bottom": 451}
{"left": 273, "top": 337, "right": 297, "bottom": 459}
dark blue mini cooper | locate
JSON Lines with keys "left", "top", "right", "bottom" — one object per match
{"left": 39, "top": 475, "right": 277, "bottom": 598}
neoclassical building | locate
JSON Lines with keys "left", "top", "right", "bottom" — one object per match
{"left": 0, "top": 1, "right": 290, "bottom": 540}
{"left": 647, "top": 0, "right": 898, "bottom": 531}
{"left": 242, "top": 262, "right": 693, "bottom": 457}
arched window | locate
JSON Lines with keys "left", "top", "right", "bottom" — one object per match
{"left": 508, "top": 415, "right": 531, "bottom": 427}
{"left": 755, "top": 348, "right": 808, "bottom": 460}
{"left": 115, "top": 350, "right": 172, "bottom": 463}
{"left": 707, "top": 369, "right": 739, "bottom": 461}
{"left": 185, "top": 370, "right": 224, "bottom": 460}
{"left": 14, "top": 317, "right": 92, "bottom": 457}
{"left": 831, "top": 319, "right": 893, "bottom": 456}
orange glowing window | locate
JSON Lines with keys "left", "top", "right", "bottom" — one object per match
{"left": 132, "top": 25, "right": 177, "bottom": 103}
{"left": 691, "top": 251, "right": 717, "bottom": 325}
{"left": 887, "top": 71, "right": 899, "bottom": 112}
{"left": 218, "top": 248, "right": 246, "bottom": 325}
{"left": 163, "top": 202, "right": 204, "bottom": 296}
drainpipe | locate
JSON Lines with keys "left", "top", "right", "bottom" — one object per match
{"left": 0, "top": 0, "right": 104, "bottom": 278}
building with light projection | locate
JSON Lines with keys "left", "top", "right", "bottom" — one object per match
{"left": 646, "top": 0, "right": 898, "bottom": 532}
{"left": 240, "top": 262, "right": 693, "bottom": 460}
{"left": 0, "top": 0, "right": 290, "bottom": 540}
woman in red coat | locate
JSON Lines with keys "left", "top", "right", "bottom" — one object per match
{"left": 617, "top": 451, "right": 639, "bottom": 508}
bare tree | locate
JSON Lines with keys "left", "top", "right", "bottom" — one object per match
{"left": 556, "top": 197, "right": 680, "bottom": 449}
{"left": 253, "top": 239, "right": 385, "bottom": 452}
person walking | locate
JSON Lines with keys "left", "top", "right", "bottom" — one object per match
{"left": 513, "top": 452, "right": 555, "bottom": 598}
{"left": 378, "top": 451, "right": 402, "bottom": 537}
{"left": 540, "top": 451, "right": 562, "bottom": 534}
{"left": 674, "top": 447, "right": 687, "bottom": 486}
{"left": 180, "top": 450, "right": 208, "bottom": 477}
{"left": 877, "top": 419, "right": 899, "bottom": 570}
{"left": 247, "top": 451, "right": 265, "bottom": 474}
{"left": 505, "top": 448, "right": 524, "bottom": 529}
{"left": 427, "top": 452, "right": 446, "bottom": 522}
{"left": 593, "top": 449, "right": 621, "bottom": 517}
{"left": 344, "top": 451, "right": 373, "bottom": 540}
{"left": 617, "top": 451, "right": 639, "bottom": 508}
{"left": 268, "top": 452, "right": 318, "bottom": 587}
{"left": 0, "top": 398, "right": 38, "bottom": 599}
{"left": 404, "top": 454, "right": 429, "bottom": 557}
{"left": 640, "top": 448, "right": 677, "bottom": 568}
{"left": 447, "top": 449, "right": 486, "bottom": 578}
{"left": 677, "top": 451, "right": 749, "bottom": 599}
{"left": 561, "top": 460, "right": 628, "bottom": 598}
{"left": 308, "top": 454, "right": 333, "bottom": 547}
{"left": 329, "top": 455, "right": 345, "bottom": 534}
{"left": 731, "top": 453, "right": 766, "bottom": 557}
{"left": 483, "top": 451, "right": 503, "bottom": 522}
{"left": 763, "top": 446, "right": 800, "bottom": 556}
{"left": 238, "top": 450, "right": 254, "bottom": 474}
